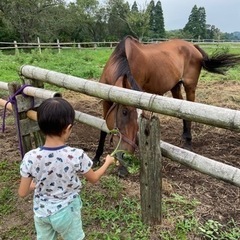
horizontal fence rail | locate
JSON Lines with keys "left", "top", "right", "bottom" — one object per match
{"left": 22, "top": 86, "right": 62, "bottom": 99}
{"left": 0, "top": 81, "right": 61, "bottom": 100}
{"left": 20, "top": 65, "right": 240, "bottom": 133}
{"left": 0, "top": 81, "right": 62, "bottom": 119}
{"left": 0, "top": 40, "right": 119, "bottom": 51}
{"left": 1, "top": 39, "right": 240, "bottom": 52}
{"left": 0, "top": 82, "right": 9, "bottom": 90}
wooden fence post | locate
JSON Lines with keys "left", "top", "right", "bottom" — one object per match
{"left": 7, "top": 82, "right": 45, "bottom": 157}
{"left": 37, "top": 37, "right": 41, "bottom": 54}
{"left": 14, "top": 41, "right": 19, "bottom": 55}
{"left": 139, "top": 115, "right": 162, "bottom": 225}
{"left": 57, "top": 39, "right": 61, "bottom": 53}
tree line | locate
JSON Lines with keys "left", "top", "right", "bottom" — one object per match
{"left": 0, "top": 0, "right": 239, "bottom": 44}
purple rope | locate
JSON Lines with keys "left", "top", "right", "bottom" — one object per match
{"left": 1, "top": 84, "right": 32, "bottom": 158}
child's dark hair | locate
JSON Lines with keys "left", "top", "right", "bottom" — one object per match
{"left": 37, "top": 97, "right": 75, "bottom": 136}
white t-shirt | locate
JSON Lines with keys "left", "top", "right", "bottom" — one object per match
{"left": 20, "top": 145, "right": 93, "bottom": 218}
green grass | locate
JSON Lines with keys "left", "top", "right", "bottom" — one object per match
{"left": 0, "top": 159, "right": 19, "bottom": 217}
{"left": 198, "top": 44, "right": 240, "bottom": 81}
{"left": 0, "top": 159, "right": 239, "bottom": 239}
{"left": 0, "top": 44, "right": 240, "bottom": 85}
{"left": 0, "top": 48, "right": 113, "bottom": 83}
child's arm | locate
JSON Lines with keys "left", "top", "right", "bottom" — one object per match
{"left": 18, "top": 177, "right": 35, "bottom": 198}
{"left": 84, "top": 154, "right": 115, "bottom": 184}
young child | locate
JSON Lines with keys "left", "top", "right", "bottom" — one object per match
{"left": 18, "top": 97, "right": 115, "bottom": 240}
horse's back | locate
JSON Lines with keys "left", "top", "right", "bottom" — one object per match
{"left": 143, "top": 39, "right": 202, "bottom": 63}
{"left": 125, "top": 39, "right": 202, "bottom": 94}
{"left": 100, "top": 37, "right": 203, "bottom": 95}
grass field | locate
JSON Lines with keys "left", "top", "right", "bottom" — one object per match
{"left": 0, "top": 43, "right": 240, "bottom": 84}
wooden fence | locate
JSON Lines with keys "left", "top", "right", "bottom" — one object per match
{"left": 0, "top": 38, "right": 119, "bottom": 53}
{"left": 17, "top": 65, "right": 240, "bottom": 186}
{"left": 1, "top": 65, "right": 240, "bottom": 224}
{"left": 1, "top": 38, "right": 240, "bottom": 53}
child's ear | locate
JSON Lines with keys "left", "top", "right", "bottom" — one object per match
{"left": 66, "top": 124, "right": 73, "bottom": 131}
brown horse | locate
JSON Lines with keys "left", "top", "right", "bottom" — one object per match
{"left": 93, "top": 35, "right": 240, "bottom": 176}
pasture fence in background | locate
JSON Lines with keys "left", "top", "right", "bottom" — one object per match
{"left": 1, "top": 65, "right": 240, "bottom": 224}
{"left": 1, "top": 38, "right": 240, "bottom": 54}
{"left": 0, "top": 37, "right": 119, "bottom": 54}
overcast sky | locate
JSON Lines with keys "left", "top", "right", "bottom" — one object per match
{"left": 126, "top": 0, "right": 239, "bottom": 33}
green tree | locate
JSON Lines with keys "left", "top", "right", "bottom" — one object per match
{"left": 131, "top": 1, "right": 138, "bottom": 12}
{"left": 127, "top": 2, "right": 150, "bottom": 40}
{"left": 0, "top": 11, "right": 17, "bottom": 41}
{"left": 74, "top": 0, "right": 105, "bottom": 41}
{"left": 0, "top": 0, "right": 66, "bottom": 42}
{"left": 0, "top": 0, "right": 231, "bottom": 43}
{"left": 206, "top": 24, "right": 221, "bottom": 40}
{"left": 154, "top": 1, "right": 165, "bottom": 38}
{"left": 0, "top": 0, "right": 65, "bottom": 42}
{"left": 147, "top": 0, "right": 165, "bottom": 39}
{"left": 38, "top": 4, "right": 73, "bottom": 42}
{"left": 198, "top": 7, "right": 206, "bottom": 39}
{"left": 92, "top": 7, "right": 109, "bottom": 41}
{"left": 183, "top": 5, "right": 207, "bottom": 39}
{"left": 106, "top": 0, "right": 131, "bottom": 40}
{"left": 147, "top": 0, "right": 155, "bottom": 35}
{"left": 166, "top": 29, "right": 192, "bottom": 39}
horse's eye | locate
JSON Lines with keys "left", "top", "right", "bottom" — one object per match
{"left": 122, "top": 108, "right": 128, "bottom": 116}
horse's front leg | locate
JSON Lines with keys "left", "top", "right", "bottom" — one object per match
{"left": 171, "top": 81, "right": 193, "bottom": 151}
{"left": 92, "top": 130, "right": 107, "bottom": 167}
{"left": 182, "top": 119, "right": 192, "bottom": 150}
{"left": 92, "top": 100, "right": 111, "bottom": 166}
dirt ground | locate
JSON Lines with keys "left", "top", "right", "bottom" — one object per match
{"left": 1, "top": 80, "right": 240, "bottom": 237}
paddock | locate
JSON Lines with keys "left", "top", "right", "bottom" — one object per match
{"left": 0, "top": 66, "right": 239, "bottom": 232}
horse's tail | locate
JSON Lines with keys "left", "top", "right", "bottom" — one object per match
{"left": 112, "top": 36, "right": 142, "bottom": 91}
{"left": 194, "top": 44, "right": 240, "bottom": 75}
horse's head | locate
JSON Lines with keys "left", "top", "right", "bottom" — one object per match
{"left": 105, "top": 102, "right": 139, "bottom": 162}
{"left": 104, "top": 75, "right": 139, "bottom": 163}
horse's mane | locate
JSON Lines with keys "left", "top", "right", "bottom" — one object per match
{"left": 111, "top": 36, "right": 141, "bottom": 91}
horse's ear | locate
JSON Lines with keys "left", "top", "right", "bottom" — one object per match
{"left": 115, "top": 76, "right": 127, "bottom": 88}
{"left": 122, "top": 75, "right": 131, "bottom": 89}
{"left": 115, "top": 76, "right": 131, "bottom": 89}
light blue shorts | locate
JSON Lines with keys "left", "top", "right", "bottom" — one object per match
{"left": 34, "top": 196, "right": 84, "bottom": 240}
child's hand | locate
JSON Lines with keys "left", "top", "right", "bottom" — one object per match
{"left": 30, "top": 181, "right": 36, "bottom": 191}
{"left": 105, "top": 154, "right": 115, "bottom": 165}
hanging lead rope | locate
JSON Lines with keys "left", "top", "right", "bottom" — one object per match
{"left": 1, "top": 84, "right": 32, "bottom": 158}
